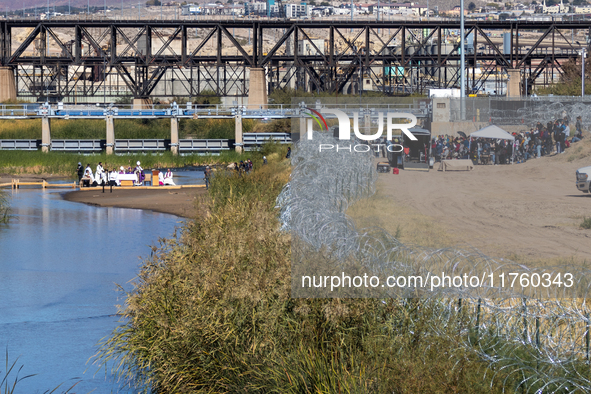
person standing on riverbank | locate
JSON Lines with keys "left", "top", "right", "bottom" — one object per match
{"left": 95, "top": 162, "right": 106, "bottom": 185}
{"left": 134, "top": 161, "right": 145, "bottom": 185}
{"left": 76, "top": 163, "right": 84, "bottom": 183}
{"left": 108, "top": 169, "right": 119, "bottom": 186}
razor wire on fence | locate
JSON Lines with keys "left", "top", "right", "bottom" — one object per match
{"left": 277, "top": 130, "right": 591, "bottom": 392}
{"left": 449, "top": 98, "right": 591, "bottom": 129}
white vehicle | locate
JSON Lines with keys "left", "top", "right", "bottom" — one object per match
{"left": 576, "top": 166, "right": 591, "bottom": 193}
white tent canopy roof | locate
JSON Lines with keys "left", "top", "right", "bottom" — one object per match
{"left": 470, "top": 125, "right": 515, "bottom": 140}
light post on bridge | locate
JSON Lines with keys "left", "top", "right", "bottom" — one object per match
{"left": 460, "top": 0, "right": 465, "bottom": 119}
{"left": 582, "top": 48, "right": 587, "bottom": 97}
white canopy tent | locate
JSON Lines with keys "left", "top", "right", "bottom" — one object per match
{"left": 470, "top": 125, "right": 515, "bottom": 141}
{"left": 469, "top": 125, "right": 515, "bottom": 163}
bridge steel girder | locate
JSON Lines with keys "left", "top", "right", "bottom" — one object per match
{"left": 0, "top": 19, "right": 589, "bottom": 100}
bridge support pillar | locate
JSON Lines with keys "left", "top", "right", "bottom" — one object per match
{"left": 133, "top": 98, "right": 153, "bottom": 110}
{"left": 364, "top": 113, "right": 371, "bottom": 135}
{"left": 106, "top": 115, "right": 115, "bottom": 155}
{"left": 506, "top": 69, "right": 521, "bottom": 97}
{"left": 300, "top": 117, "right": 306, "bottom": 136}
{"left": 235, "top": 114, "right": 243, "bottom": 153}
{"left": 247, "top": 68, "right": 267, "bottom": 109}
{"left": 0, "top": 67, "right": 16, "bottom": 103}
{"left": 41, "top": 117, "right": 51, "bottom": 153}
{"left": 171, "top": 117, "right": 179, "bottom": 156}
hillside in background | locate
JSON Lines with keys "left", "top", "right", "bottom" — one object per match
{"left": 3, "top": 0, "right": 139, "bottom": 12}
{"left": 3, "top": 0, "right": 481, "bottom": 13}
{"left": 428, "top": 0, "right": 487, "bottom": 13}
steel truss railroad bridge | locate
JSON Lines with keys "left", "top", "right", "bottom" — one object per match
{"left": 0, "top": 19, "right": 590, "bottom": 101}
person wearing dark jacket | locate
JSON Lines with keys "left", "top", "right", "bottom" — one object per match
{"left": 76, "top": 162, "right": 84, "bottom": 183}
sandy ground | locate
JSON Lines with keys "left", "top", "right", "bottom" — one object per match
{"left": 63, "top": 188, "right": 207, "bottom": 218}
{"left": 1, "top": 174, "right": 207, "bottom": 218}
{"left": 368, "top": 144, "right": 591, "bottom": 264}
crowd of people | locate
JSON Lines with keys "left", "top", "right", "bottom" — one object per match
{"left": 76, "top": 161, "right": 175, "bottom": 187}
{"left": 230, "top": 159, "right": 254, "bottom": 174}
{"left": 432, "top": 115, "right": 585, "bottom": 165}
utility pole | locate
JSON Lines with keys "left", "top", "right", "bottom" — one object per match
{"left": 350, "top": 0, "right": 354, "bottom": 32}
{"left": 460, "top": 0, "right": 465, "bottom": 97}
{"left": 582, "top": 48, "right": 587, "bottom": 97}
{"left": 104, "top": 56, "right": 107, "bottom": 104}
{"left": 460, "top": 0, "right": 465, "bottom": 119}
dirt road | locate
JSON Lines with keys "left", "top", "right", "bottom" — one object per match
{"left": 374, "top": 142, "right": 591, "bottom": 263}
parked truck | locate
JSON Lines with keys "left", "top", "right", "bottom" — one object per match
{"left": 576, "top": 166, "right": 591, "bottom": 193}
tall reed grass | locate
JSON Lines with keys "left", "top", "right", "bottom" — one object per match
{"left": 1, "top": 352, "right": 34, "bottom": 394}
{"left": 1, "top": 350, "right": 78, "bottom": 394}
{"left": 0, "top": 118, "right": 255, "bottom": 140}
{"left": 0, "top": 151, "right": 255, "bottom": 176}
{"left": 95, "top": 143, "right": 513, "bottom": 393}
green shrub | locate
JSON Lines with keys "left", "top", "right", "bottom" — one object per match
{"left": 581, "top": 217, "right": 591, "bottom": 229}
{"left": 180, "top": 118, "right": 256, "bottom": 139}
{"left": 0, "top": 118, "right": 254, "bottom": 140}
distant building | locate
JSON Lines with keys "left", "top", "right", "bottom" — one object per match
{"left": 443, "top": 5, "right": 469, "bottom": 16}
{"left": 574, "top": 5, "right": 591, "bottom": 13}
{"left": 181, "top": 3, "right": 202, "bottom": 15}
{"left": 541, "top": 0, "right": 569, "bottom": 13}
{"left": 377, "top": 3, "right": 427, "bottom": 16}
{"left": 245, "top": 1, "right": 267, "bottom": 15}
{"left": 247, "top": 1, "right": 308, "bottom": 17}
{"left": 310, "top": 6, "right": 334, "bottom": 16}
{"left": 285, "top": 3, "right": 309, "bottom": 17}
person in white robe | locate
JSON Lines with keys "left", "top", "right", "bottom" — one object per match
{"left": 94, "top": 170, "right": 105, "bottom": 185}
{"left": 108, "top": 169, "right": 119, "bottom": 186}
{"left": 163, "top": 169, "right": 175, "bottom": 185}
{"left": 83, "top": 164, "right": 94, "bottom": 184}
{"left": 95, "top": 162, "right": 107, "bottom": 185}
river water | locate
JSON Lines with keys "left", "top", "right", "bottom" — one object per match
{"left": 0, "top": 170, "right": 202, "bottom": 393}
